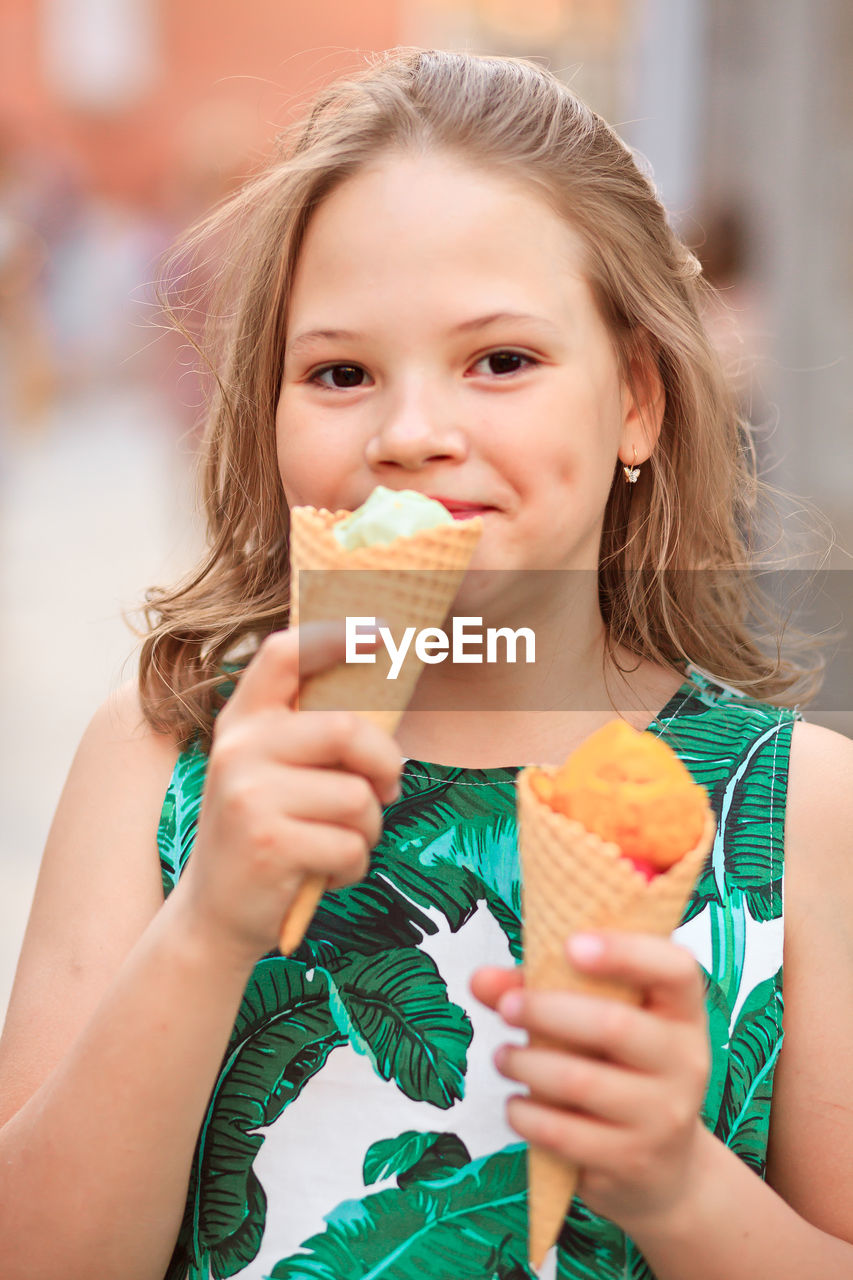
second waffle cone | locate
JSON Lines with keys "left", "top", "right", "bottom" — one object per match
{"left": 278, "top": 504, "right": 483, "bottom": 954}
{"left": 517, "top": 767, "right": 714, "bottom": 1270}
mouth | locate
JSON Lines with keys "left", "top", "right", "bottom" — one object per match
{"left": 448, "top": 508, "right": 492, "bottom": 521}
{"left": 425, "top": 496, "right": 496, "bottom": 519}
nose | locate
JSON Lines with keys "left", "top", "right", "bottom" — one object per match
{"left": 364, "top": 386, "right": 468, "bottom": 471}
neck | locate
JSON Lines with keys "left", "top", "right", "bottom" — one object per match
{"left": 394, "top": 575, "right": 686, "bottom": 767}
{"left": 404, "top": 570, "right": 608, "bottom": 714}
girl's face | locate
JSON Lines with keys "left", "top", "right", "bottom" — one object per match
{"left": 276, "top": 152, "right": 658, "bottom": 575}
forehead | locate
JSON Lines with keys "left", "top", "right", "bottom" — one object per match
{"left": 287, "top": 151, "right": 594, "bottom": 323}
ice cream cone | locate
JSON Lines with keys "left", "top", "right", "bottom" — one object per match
{"left": 517, "top": 768, "right": 714, "bottom": 1270}
{"left": 278, "top": 503, "right": 483, "bottom": 954}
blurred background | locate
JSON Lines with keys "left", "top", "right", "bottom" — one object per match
{"left": 1, "top": 0, "right": 851, "bottom": 1020}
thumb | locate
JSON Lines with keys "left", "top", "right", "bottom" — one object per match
{"left": 229, "top": 622, "right": 377, "bottom": 715}
{"left": 470, "top": 964, "right": 524, "bottom": 1012}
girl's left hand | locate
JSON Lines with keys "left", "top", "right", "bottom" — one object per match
{"left": 471, "top": 930, "right": 711, "bottom": 1233}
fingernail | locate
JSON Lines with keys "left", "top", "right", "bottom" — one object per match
{"left": 498, "top": 991, "right": 523, "bottom": 1022}
{"left": 568, "top": 933, "right": 604, "bottom": 964}
{"left": 493, "top": 1045, "right": 508, "bottom": 1070}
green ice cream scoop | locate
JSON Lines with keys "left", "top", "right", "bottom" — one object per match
{"left": 332, "top": 486, "right": 453, "bottom": 549}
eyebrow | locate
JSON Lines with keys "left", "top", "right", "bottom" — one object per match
{"left": 286, "top": 311, "right": 562, "bottom": 355}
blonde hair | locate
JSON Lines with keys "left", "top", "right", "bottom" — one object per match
{"left": 138, "top": 47, "right": 827, "bottom": 749}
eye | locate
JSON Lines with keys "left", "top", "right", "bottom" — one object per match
{"left": 309, "top": 364, "right": 370, "bottom": 390}
{"left": 472, "top": 350, "right": 538, "bottom": 377}
{"left": 306, "top": 350, "right": 537, "bottom": 389}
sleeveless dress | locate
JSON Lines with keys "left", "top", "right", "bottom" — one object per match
{"left": 156, "top": 666, "right": 800, "bottom": 1280}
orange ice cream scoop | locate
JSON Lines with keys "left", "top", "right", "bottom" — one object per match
{"left": 529, "top": 719, "right": 708, "bottom": 876}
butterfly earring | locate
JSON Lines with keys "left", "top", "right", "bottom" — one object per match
{"left": 623, "top": 447, "right": 641, "bottom": 484}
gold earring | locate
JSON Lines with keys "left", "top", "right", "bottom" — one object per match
{"left": 623, "top": 447, "right": 641, "bottom": 484}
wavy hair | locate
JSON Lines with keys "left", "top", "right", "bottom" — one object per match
{"left": 136, "top": 47, "right": 829, "bottom": 749}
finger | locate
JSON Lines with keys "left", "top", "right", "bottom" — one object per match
{"left": 226, "top": 623, "right": 378, "bottom": 716}
{"left": 287, "top": 710, "right": 403, "bottom": 805}
{"left": 494, "top": 1043, "right": 649, "bottom": 1125}
{"left": 497, "top": 988, "right": 675, "bottom": 1073}
{"left": 275, "top": 765, "right": 386, "bottom": 848}
{"left": 506, "top": 1095, "right": 624, "bottom": 1169}
{"left": 282, "top": 817, "right": 372, "bottom": 888}
{"left": 566, "top": 931, "right": 706, "bottom": 1022}
{"left": 217, "top": 706, "right": 402, "bottom": 806}
{"left": 470, "top": 965, "right": 524, "bottom": 1010}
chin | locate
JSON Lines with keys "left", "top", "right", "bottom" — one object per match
{"left": 450, "top": 563, "right": 528, "bottom": 618}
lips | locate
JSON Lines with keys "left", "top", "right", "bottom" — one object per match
{"left": 425, "top": 495, "right": 495, "bottom": 518}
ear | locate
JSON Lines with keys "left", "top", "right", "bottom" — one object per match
{"left": 618, "top": 337, "right": 665, "bottom": 467}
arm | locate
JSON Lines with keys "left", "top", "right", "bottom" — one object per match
{"left": 0, "top": 627, "right": 402, "bottom": 1280}
{"left": 763, "top": 720, "right": 853, "bottom": 1240}
{"left": 625, "top": 719, "right": 853, "bottom": 1277}
{"left": 0, "top": 680, "right": 255, "bottom": 1280}
{"left": 473, "top": 719, "right": 853, "bottom": 1277}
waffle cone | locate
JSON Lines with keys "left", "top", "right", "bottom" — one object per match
{"left": 288, "top": 504, "right": 483, "bottom": 729}
{"left": 517, "top": 768, "right": 714, "bottom": 1270}
{"left": 278, "top": 504, "right": 483, "bottom": 954}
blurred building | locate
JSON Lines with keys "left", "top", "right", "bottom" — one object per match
{"left": 699, "top": 0, "right": 853, "bottom": 554}
{"left": 404, "top": 0, "right": 853, "bottom": 556}
{"left": 0, "top": 0, "right": 402, "bottom": 210}
{"left": 0, "top": 0, "right": 404, "bottom": 416}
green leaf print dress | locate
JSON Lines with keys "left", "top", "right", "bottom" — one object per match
{"left": 157, "top": 666, "right": 799, "bottom": 1280}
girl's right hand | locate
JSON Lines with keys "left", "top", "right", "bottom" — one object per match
{"left": 173, "top": 623, "right": 403, "bottom": 969}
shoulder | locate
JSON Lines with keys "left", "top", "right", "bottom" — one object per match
{"left": 82, "top": 675, "right": 183, "bottom": 752}
{"left": 779, "top": 721, "right": 853, "bottom": 959}
{"left": 672, "top": 667, "right": 800, "bottom": 734}
{"left": 661, "top": 670, "right": 800, "bottom": 787}
{"left": 66, "top": 678, "right": 186, "bottom": 822}
{"left": 781, "top": 720, "right": 853, "bottom": 1011}
{"left": 48, "top": 677, "right": 184, "bottom": 828}
{"left": 781, "top": 720, "right": 853, "bottom": 973}
{"left": 764, "top": 719, "right": 853, "bottom": 1235}
{"left": 0, "top": 680, "right": 182, "bottom": 1123}
{"left": 28, "top": 674, "right": 183, "bottom": 939}
{"left": 786, "top": 719, "right": 853, "bottom": 886}
{"left": 788, "top": 716, "right": 853, "bottom": 785}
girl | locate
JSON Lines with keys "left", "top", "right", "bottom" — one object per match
{"left": 1, "top": 48, "right": 852, "bottom": 1280}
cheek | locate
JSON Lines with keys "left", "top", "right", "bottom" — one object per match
{"left": 522, "top": 374, "right": 617, "bottom": 483}
{"left": 273, "top": 412, "right": 291, "bottom": 486}
{"left": 273, "top": 389, "right": 289, "bottom": 460}
{"left": 528, "top": 425, "right": 583, "bottom": 489}
{"left": 275, "top": 397, "right": 354, "bottom": 511}
{"left": 274, "top": 401, "right": 311, "bottom": 505}
{"left": 520, "top": 429, "right": 616, "bottom": 527}
{"left": 275, "top": 390, "right": 314, "bottom": 465}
